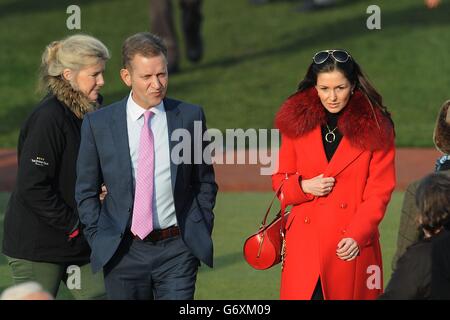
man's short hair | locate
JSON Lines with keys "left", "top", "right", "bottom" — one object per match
{"left": 122, "top": 32, "right": 167, "bottom": 69}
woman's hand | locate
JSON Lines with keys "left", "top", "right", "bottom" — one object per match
{"left": 300, "top": 174, "right": 335, "bottom": 196}
{"left": 336, "top": 238, "right": 360, "bottom": 261}
{"left": 99, "top": 184, "right": 108, "bottom": 203}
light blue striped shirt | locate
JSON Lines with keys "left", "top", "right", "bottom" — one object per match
{"left": 126, "top": 92, "right": 177, "bottom": 229}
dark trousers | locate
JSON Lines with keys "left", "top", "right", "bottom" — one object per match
{"left": 103, "top": 233, "right": 199, "bottom": 300}
{"left": 149, "top": 0, "right": 202, "bottom": 68}
{"left": 311, "top": 278, "right": 324, "bottom": 300}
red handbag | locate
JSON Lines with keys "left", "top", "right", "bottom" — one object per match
{"left": 243, "top": 182, "right": 289, "bottom": 270}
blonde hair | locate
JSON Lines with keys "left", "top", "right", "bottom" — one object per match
{"left": 39, "top": 34, "right": 110, "bottom": 92}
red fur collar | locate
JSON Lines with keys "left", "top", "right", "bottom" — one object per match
{"left": 275, "top": 87, "right": 394, "bottom": 151}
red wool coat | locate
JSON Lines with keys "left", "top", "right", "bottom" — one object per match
{"left": 272, "top": 87, "right": 396, "bottom": 300}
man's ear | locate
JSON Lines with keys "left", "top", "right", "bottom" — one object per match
{"left": 62, "top": 68, "right": 73, "bottom": 81}
{"left": 120, "top": 68, "right": 132, "bottom": 87}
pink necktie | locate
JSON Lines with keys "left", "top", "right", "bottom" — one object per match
{"left": 131, "top": 110, "right": 154, "bottom": 240}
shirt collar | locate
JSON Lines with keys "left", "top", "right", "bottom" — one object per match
{"left": 127, "top": 91, "right": 165, "bottom": 122}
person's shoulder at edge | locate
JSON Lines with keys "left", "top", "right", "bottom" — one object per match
{"left": 432, "top": 229, "right": 450, "bottom": 248}
{"left": 23, "top": 94, "right": 67, "bottom": 128}
{"left": 405, "top": 169, "right": 450, "bottom": 201}
{"left": 404, "top": 178, "right": 421, "bottom": 197}
{"left": 164, "top": 96, "right": 202, "bottom": 112}
{"left": 380, "top": 239, "right": 432, "bottom": 300}
{"left": 407, "top": 238, "right": 433, "bottom": 255}
{"left": 88, "top": 96, "right": 128, "bottom": 119}
{"left": 87, "top": 96, "right": 205, "bottom": 120}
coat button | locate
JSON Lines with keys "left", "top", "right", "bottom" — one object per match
{"left": 304, "top": 217, "right": 310, "bottom": 224}
{"left": 128, "top": 207, "right": 131, "bottom": 213}
{"left": 341, "top": 229, "right": 347, "bottom": 235}
{"left": 340, "top": 203, "right": 348, "bottom": 209}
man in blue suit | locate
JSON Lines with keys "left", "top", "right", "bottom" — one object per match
{"left": 75, "top": 32, "right": 218, "bottom": 300}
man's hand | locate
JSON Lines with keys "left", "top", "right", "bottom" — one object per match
{"left": 99, "top": 184, "right": 107, "bottom": 203}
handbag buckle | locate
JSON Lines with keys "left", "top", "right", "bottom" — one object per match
{"left": 256, "top": 232, "right": 266, "bottom": 258}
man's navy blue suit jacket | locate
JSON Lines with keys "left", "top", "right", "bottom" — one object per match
{"left": 75, "top": 96, "right": 218, "bottom": 273}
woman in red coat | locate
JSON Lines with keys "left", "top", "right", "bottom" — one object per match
{"left": 272, "top": 50, "right": 396, "bottom": 300}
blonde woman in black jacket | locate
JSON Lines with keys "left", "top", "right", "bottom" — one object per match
{"left": 2, "top": 34, "right": 109, "bottom": 299}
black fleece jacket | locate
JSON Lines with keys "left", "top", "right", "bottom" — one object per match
{"left": 2, "top": 94, "right": 91, "bottom": 263}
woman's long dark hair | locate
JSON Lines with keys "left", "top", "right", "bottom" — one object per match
{"left": 297, "top": 51, "right": 392, "bottom": 124}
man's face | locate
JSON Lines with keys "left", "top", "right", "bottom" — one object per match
{"left": 120, "top": 53, "right": 168, "bottom": 109}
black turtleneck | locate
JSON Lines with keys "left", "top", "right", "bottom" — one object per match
{"left": 321, "top": 109, "right": 343, "bottom": 162}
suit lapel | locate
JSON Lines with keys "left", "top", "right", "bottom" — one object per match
{"left": 305, "top": 126, "right": 363, "bottom": 178}
{"left": 164, "top": 98, "right": 182, "bottom": 193}
{"left": 305, "top": 127, "right": 329, "bottom": 173}
{"left": 110, "top": 98, "right": 134, "bottom": 193}
{"left": 324, "top": 136, "right": 364, "bottom": 178}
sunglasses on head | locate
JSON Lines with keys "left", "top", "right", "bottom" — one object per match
{"left": 313, "top": 50, "right": 351, "bottom": 64}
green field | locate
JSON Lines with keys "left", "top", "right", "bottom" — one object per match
{"left": 0, "top": 191, "right": 404, "bottom": 299}
{"left": 0, "top": 0, "right": 449, "bottom": 147}
{"left": 0, "top": 0, "right": 443, "bottom": 300}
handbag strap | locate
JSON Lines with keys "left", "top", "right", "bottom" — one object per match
{"left": 279, "top": 187, "right": 287, "bottom": 235}
{"left": 260, "top": 175, "right": 289, "bottom": 233}
{"left": 254, "top": 175, "right": 289, "bottom": 260}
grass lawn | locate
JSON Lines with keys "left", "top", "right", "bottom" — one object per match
{"left": 0, "top": 0, "right": 449, "bottom": 147}
{"left": 0, "top": 191, "right": 403, "bottom": 299}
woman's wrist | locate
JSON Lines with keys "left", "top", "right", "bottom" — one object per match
{"left": 299, "top": 177, "right": 309, "bottom": 194}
